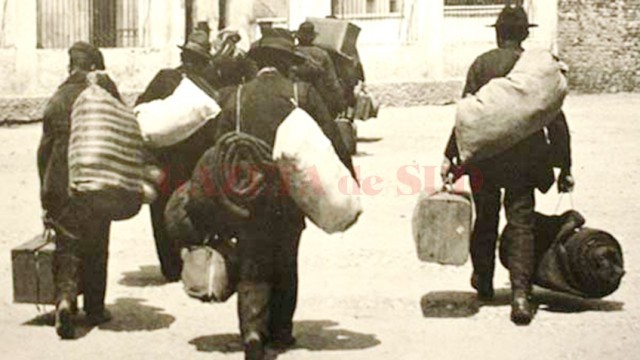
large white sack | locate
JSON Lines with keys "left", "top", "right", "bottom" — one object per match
{"left": 455, "top": 48, "right": 568, "bottom": 164}
{"left": 273, "top": 108, "right": 362, "bottom": 234}
{"left": 135, "top": 76, "right": 221, "bottom": 148}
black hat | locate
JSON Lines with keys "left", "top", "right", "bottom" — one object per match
{"left": 178, "top": 30, "right": 212, "bottom": 59}
{"left": 68, "top": 41, "right": 105, "bottom": 70}
{"left": 489, "top": 5, "right": 538, "bottom": 28}
{"left": 248, "top": 28, "right": 306, "bottom": 64}
{"left": 296, "top": 21, "right": 318, "bottom": 40}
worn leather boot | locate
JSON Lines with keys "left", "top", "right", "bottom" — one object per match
{"left": 510, "top": 289, "right": 533, "bottom": 325}
{"left": 238, "top": 282, "right": 271, "bottom": 360}
{"left": 244, "top": 331, "right": 265, "bottom": 360}
{"left": 55, "top": 296, "right": 75, "bottom": 339}
{"left": 86, "top": 309, "right": 112, "bottom": 326}
{"left": 471, "top": 272, "right": 494, "bottom": 300}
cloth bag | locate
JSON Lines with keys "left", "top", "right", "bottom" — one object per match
{"left": 455, "top": 48, "right": 568, "bottom": 164}
{"left": 181, "top": 237, "right": 238, "bottom": 303}
{"left": 273, "top": 107, "right": 362, "bottom": 234}
{"left": 69, "top": 71, "right": 145, "bottom": 220}
{"left": 134, "top": 75, "right": 221, "bottom": 148}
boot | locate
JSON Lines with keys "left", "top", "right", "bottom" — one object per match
{"left": 238, "top": 282, "right": 271, "bottom": 360}
{"left": 53, "top": 252, "right": 80, "bottom": 340}
{"left": 510, "top": 289, "right": 533, "bottom": 326}
{"left": 55, "top": 296, "right": 75, "bottom": 339}
{"left": 471, "top": 272, "right": 494, "bottom": 300}
{"left": 244, "top": 331, "right": 265, "bottom": 360}
{"left": 86, "top": 309, "right": 112, "bottom": 326}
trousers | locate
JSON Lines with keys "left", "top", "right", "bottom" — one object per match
{"left": 234, "top": 203, "right": 304, "bottom": 343}
{"left": 51, "top": 202, "right": 111, "bottom": 314}
{"left": 470, "top": 181, "right": 536, "bottom": 291}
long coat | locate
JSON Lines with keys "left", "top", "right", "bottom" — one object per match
{"left": 445, "top": 44, "right": 571, "bottom": 192}
{"left": 38, "top": 71, "right": 120, "bottom": 217}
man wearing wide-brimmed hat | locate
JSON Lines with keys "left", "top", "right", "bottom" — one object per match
{"left": 441, "top": 5, "right": 574, "bottom": 326}
{"left": 293, "top": 21, "right": 345, "bottom": 118}
{"left": 38, "top": 41, "right": 121, "bottom": 339}
{"left": 197, "top": 28, "right": 354, "bottom": 360}
{"left": 135, "top": 30, "right": 220, "bottom": 282}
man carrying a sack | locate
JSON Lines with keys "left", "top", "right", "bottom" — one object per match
{"left": 136, "top": 30, "right": 222, "bottom": 281}
{"left": 201, "top": 29, "right": 354, "bottom": 360}
{"left": 441, "top": 5, "right": 574, "bottom": 325}
{"left": 38, "top": 42, "right": 120, "bottom": 339}
{"left": 293, "top": 21, "right": 346, "bottom": 118}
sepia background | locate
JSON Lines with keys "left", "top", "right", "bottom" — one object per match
{"left": 1, "top": 0, "right": 639, "bottom": 359}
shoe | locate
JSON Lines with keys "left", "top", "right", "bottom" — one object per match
{"left": 244, "top": 336, "right": 265, "bottom": 360}
{"left": 510, "top": 290, "right": 533, "bottom": 326}
{"left": 86, "top": 309, "right": 112, "bottom": 326}
{"left": 268, "top": 334, "right": 296, "bottom": 350}
{"left": 471, "top": 272, "right": 494, "bottom": 300}
{"left": 55, "top": 299, "right": 75, "bottom": 340}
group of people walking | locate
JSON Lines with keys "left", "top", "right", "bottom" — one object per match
{"left": 37, "top": 5, "right": 575, "bottom": 360}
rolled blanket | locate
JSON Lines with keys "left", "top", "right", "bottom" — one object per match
{"left": 190, "top": 132, "right": 279, "bottom": 221}
{"left": 559, "top": 228, "right": 624, "bottom": 298}
{"left": 500, "top": 211, "right": 624, "bottom": 298}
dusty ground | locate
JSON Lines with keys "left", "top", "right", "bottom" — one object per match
{"left": 1, "top": 94, "right": 639, "bottom": 359}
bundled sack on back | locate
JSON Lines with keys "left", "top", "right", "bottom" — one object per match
{"left": 134, "top": 74, "right": 221, "bottom": 148}
{"left": 273, "top": 107, "right": 362, "bottom": 234}
{"left": 499, "top": 210, "right": 625, "bottom": 298}
{"left": 68, "top": 71, "right": 150, "bottom": 220}
{"left": 455, "top": 48, "right": 568, "bottom": 164}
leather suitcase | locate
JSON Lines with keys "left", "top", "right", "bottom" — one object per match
{"left": 412, "top": 189, "right": 472, "bottom": 265}
{"left": 306, "top": 17, "right": 360, "bottom": 59}
{"left": 12, "top": 231, "right": 56, "bottom": 304}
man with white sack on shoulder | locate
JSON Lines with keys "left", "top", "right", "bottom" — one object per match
{"left": 441, "top": 5, "right": 574, "bottom": 326}
{"left": 135, "top": 30, "right": 222, "bottom": 282}
{"left": 195, "top": 29, "right": 356, "bottom": 360}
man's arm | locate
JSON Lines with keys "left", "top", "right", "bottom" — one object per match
{"left": 135, "top": 69, "right": 182, "bottom": 105}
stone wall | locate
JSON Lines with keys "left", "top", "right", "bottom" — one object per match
{"left": 558, "top": 0, "right": 640, "bottom": 93}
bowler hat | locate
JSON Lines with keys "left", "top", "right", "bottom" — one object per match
{"left": 248, "top": 28, "right": 306, "bottom": 64}
{"left": 489, "top": 6, "right": 538, "bottom": 28}
{"left": 178, "top": 30, "right": 212, "bottom": 59}
{"left": 296, "top": 21, "right": 318, "bottom": 39}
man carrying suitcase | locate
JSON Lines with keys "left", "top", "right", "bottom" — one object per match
{"left": 441, "top": 5, "right": 574, "bottom": 325}
{"left": 38, "top": 42, "right": 120, "bottom": 338}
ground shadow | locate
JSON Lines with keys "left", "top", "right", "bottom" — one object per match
{"left": 189, "top": 319, "right": 380, "bottom": 357}
{"left": 22, "top": 297, "right": 174, "bottom": 337}
{"left": 118, "top": 265, "right": 169, "bottom": 287}
{"left": 98, "top": 297, "right": 175, "bottom": 332}
{"left": 357, "top": 137, "right": 383, "bottom": 143}
{"left": 421, "top": 288, "right": 623, "bottom": 318}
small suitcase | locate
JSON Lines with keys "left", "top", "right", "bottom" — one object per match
{"left": 353, "top": 86, "right": 379, "bottom": 121}
{"left": 336, "top": 118, "right": 357, "bottom": 155}
{"left": 12, "top": 231, "right": 56, "bottom": 304}
{"left": 412, "top": 188, "right": 472, "bottom": 265}
{"left": 306, "top": 17, "right": 360, "bottom": 59}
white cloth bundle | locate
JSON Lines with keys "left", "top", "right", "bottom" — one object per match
{"left": 135, "top": 76, "right": 221, "bottom": 148}
{"left": 273, "top": 108, "right": 362, "bottom": 234}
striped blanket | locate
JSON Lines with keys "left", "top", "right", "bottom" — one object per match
{"left": 69, "top": 73, "right": 145, "bottom": 220}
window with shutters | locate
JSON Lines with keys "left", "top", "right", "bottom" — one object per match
{"left": 333, "top": 0, "right": 403, "bottom": 19}
{"left": 36, "top": 0, "right": 141, "bottom": 49}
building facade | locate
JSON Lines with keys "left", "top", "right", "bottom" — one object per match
{"left": 0, "top": 0, "right": 637, "bottom": 120}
